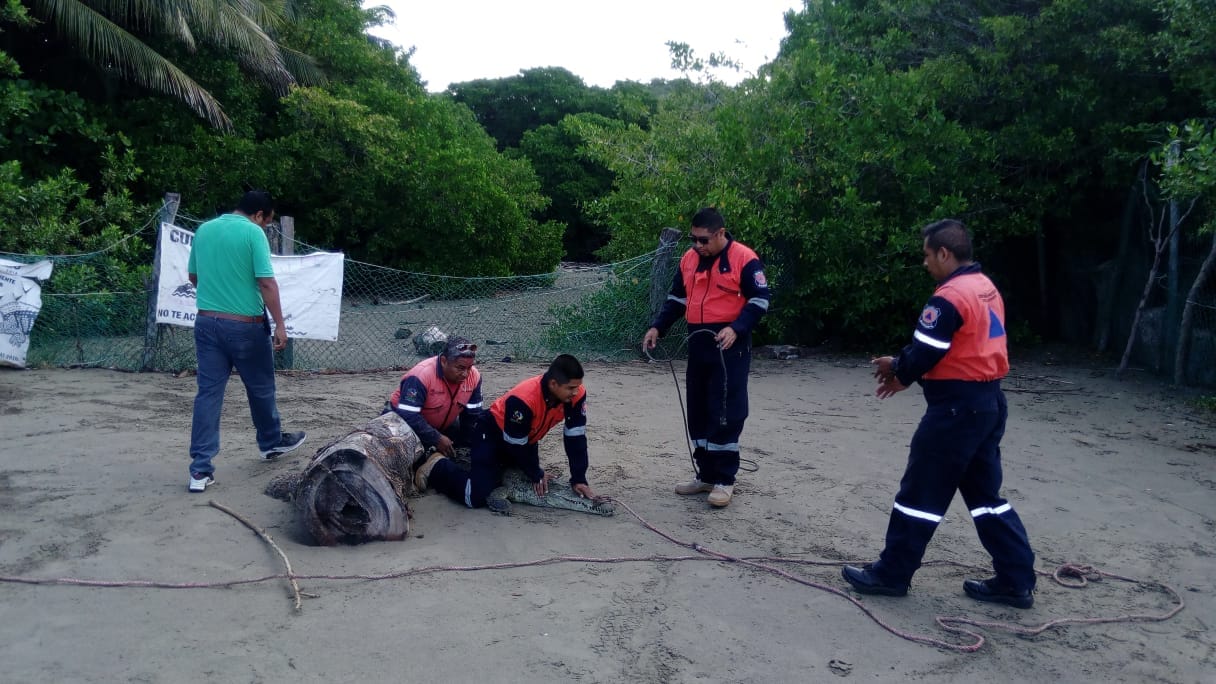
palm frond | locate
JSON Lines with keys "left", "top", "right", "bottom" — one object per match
{"left": 172, "top": 0, "right": 294, "bottom": 94}
{"left": 28, "top": 0, "right": 231, "bottom": 128}
{"left": 280, "top": 46, "right": 326, "bottom": 87}
{"left": 166, "top": 7, "right": 196, "bottom": 52}
{"left": 363, "top": 4, "right": 396, "bottom": 29}
{"left": 228, "top": 0, "right": 288, "bottom": 32}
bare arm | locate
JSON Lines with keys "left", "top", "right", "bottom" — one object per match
{"left": 257, "top": 277, "right": 288, "bottom": 351}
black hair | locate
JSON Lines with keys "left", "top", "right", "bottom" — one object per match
{"left": 547, "top": 353, "right": 584, "bottom": 384}
{"left": 922, "top": 219, "right": 973, "bottom": 262}
{"left": 691, "top": 207, "right": 725, "bottom": 231}
{"left": 236, "top": 190, "right": 275, "bottom": 216}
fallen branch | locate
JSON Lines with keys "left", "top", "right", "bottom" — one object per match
{"left": 208, "top": 500, "right": 303, "bottom": 611}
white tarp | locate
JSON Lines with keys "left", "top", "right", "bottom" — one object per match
{"left": 154, "top": 223, "right": 343, "bottom": 341}
{"left": 0, "top": 257, "right": 54, "bottom": 368}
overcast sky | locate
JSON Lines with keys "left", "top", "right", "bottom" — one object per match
{"left": 365, "top": 1, "right": 802, "bottom": 92}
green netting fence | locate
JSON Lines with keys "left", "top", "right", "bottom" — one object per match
{"left": 10, "top": 204, "right": 1215, "bottom": 386}
{"left": 7, "top": 210, "right": 688, "bottom": 372}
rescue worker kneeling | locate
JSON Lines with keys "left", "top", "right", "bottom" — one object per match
{"left": 416, "top": 354, "right": 600, "bottom": 507}
{"left": 382, "top": 336, "right": 483, "bottom": 458}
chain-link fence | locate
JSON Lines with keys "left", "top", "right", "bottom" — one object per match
{"left": 8, "top": 209, "right": 682, "bottom": 371}
{"left": 8, "top": 208, "right": 1215, "bottom": 387}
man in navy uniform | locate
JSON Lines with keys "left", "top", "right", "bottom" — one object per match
{"left": 842, "top": 219, "right": 1037, "bottom": 609}
{"left": 643, "top": 207, "right": 771, "bottom": 508}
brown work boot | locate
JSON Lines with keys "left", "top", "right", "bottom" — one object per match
{"left": 707, "top": 484, "right": 734, "bottom": 507}
{"left": 674, "top": 478, "right": 714, "bottom": 495}
{"left": 414, "top": 453, "right": 446, "bottom": 491}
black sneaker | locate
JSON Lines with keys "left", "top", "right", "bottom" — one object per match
{"left": 963, "top": 577, "right": 1034, "bottom": 609}
{"left": 842, "top": 564, "right": 909, "bottom": 597}
{"left": 260, "top": 431, "right": 307, "bottom": 460}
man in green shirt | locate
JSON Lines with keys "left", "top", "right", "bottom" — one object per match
{"left": 186, "top": 191, "right": 305, "bottom": 492}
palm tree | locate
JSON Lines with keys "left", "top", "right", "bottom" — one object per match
{"left": 21, "top": 0, "right": 323, "bottom": 129}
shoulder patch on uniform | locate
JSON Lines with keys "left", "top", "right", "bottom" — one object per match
{"left": 753, "top": 270, "right": 767, "bottom": 287}
{"left": 510, "top": 410, "right": 525, "bottom": 424}
{"left": 988, "top": 308, "right": 1006, "bottom": 339}
{"left": 919, "top": 305, "right": 941, "bottom": 329}
{"left": 403, "top": 386, "right": 420, "bottom": 402}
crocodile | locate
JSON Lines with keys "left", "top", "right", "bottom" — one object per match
{"left": 486, "top": 468, "right": 615, "bottom": 517}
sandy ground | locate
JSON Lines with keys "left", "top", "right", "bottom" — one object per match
{"left": 1, "top": 353, "right": 1214, "bottom": 683}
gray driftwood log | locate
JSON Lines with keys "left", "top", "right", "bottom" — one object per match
{"left": 265, "top": 412, "right": 422, "bottom": 545}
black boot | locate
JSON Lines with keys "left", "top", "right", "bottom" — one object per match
{"left": 841, "top": 564, "right": 908, "bottom": 597}
{"left": 963, "top": 577, "right": 1034, "bottom": 609}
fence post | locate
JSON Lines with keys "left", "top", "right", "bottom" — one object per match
{"left": 648, "top": 227, "right": 682, "bottom": 321}
{"left": 278, "top": 216, "right": 295, "bottom": 256}
{"left": 141, "top": 192, "right": 181, "bottom": 371}
{"left": 274, "top": 216, "right": 295, "bottom": 369}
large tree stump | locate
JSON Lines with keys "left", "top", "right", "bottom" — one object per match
{"left": 266, "top": 412, "right": 422, "bottom": 545}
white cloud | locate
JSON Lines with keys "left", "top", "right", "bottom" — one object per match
{"left": 366, "top": 1, "right": 800, "bottom": 91}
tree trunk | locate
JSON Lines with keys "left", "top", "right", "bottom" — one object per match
{"left": 1174, "top": 230, "right": 1216, "bottom": 385}
{"left": 267, "top": 412, "right": 422, "bottom": 545}
{"left": 1095, "top": 185, "right": 1139, "bottom": 352}
{"left": 1117, "top": 250, "right": 1165, "bottom": 379}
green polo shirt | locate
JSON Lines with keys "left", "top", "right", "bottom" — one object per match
{"left": 187, "top": 213, "right": 275, "bottom": 316}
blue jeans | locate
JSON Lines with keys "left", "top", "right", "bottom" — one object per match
{"left": 189, "top": 315, "right": 281, "bottom": 477}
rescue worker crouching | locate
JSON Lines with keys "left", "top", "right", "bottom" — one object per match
{"left": 383, "top": 336, "right": 484, "bottom": 458}
{"left": 415, "top": 354, "right": 600, "bottom": 508}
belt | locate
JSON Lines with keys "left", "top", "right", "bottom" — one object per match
{"left": 197, "top": 309, "right": 265, "bottom": 323}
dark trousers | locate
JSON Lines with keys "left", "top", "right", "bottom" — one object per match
{"left": 686, "top": 329, "right": 750, "bottom": 485}
{"left": 428, "top": 423, "right": 516, "bottom": 508}
{"left": 874, "top": 389, "right": 1036, "bottom": 591}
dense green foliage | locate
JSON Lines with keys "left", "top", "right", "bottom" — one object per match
{"left": 450, "top": 68, "right": 660, "bottom": 261}
{"left": 573, "top": 0, "right": 1215, "bottom": 345}
{"left": 2, "top": 0, "right": 1214, "bottom": 354}
{"left": 1, "top": 0, "right": 563, "bottom": 276}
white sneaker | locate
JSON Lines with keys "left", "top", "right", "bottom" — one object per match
{"left": 707, "top": 484, "right": 734, "bottom": 507}
{"left": 674, "top": 478, "right": 714, "bottom": 495}
{"left": 188, "top": 473, "right": 215, "bottom": 493}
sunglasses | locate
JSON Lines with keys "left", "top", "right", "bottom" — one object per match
{"left": 688, "top": 233, "right": 716, "bottom": 245}
{"left": 449, "top": 342, "right": 478, "bottom": 357}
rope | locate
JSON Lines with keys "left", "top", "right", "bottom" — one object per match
{"left": 0, "top": 200, "right": 167, "bottom": 261}
{"left": 0, "top": 498, "right": 1184, "bottom": 652}
{"left": 644, "top": 329, "right": 760, "bottom": 475}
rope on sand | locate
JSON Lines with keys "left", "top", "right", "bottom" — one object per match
{"left": 0, "top": 499, "right": 1185, "bottom": 652}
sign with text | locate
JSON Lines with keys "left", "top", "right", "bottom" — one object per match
{"left": 0, "top": 257, "right": 53, "bottom": 368}
{"left": 154, "top": 223, "right": 343, "bottom": 340}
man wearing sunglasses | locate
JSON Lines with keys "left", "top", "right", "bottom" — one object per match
{"left": 384, "top": 336, "right": 484, "bottom": 458}
{"left": 415, "top": 354, "right": 599, "bottom": 508}
{"left": 642, "top": 207, "right": 771, "bottom": 508}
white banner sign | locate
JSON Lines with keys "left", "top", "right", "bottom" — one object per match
{"left": 154, "top": 223, "right": 343, "bottom": 341}
{"left": 0, "top": 257, "right": 54, "bottom": 368}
